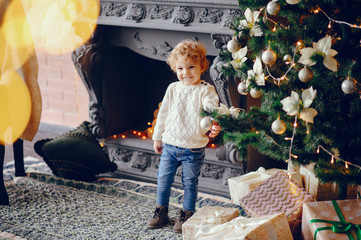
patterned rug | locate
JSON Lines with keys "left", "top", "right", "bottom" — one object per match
{"left": 1, "top": 157, "right": 242, "bottom": 240}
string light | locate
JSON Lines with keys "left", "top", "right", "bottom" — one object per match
{"left": 317, "top": 145, "right": 361, "bottom": 172}
{"left": 314, "top": 6, "right": 361, "bottom": 29}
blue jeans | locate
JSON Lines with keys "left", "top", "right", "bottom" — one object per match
{"left": 156, "top": 144, "right": 205, "bottom": 212}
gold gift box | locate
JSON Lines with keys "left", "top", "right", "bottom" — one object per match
{"left": 182, "top": 206, "right": 239, "bottom": 240}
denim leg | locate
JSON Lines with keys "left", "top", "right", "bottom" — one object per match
{"left": 181, "top": 148, "right": 204, "bottom": 212}
{"left": 156, "top": 145, "right": 180, "bottom": 207}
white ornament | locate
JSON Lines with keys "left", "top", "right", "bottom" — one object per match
{"left": 237, "top": 81, "right": 248, "bottom": 95}
{"left": 261, "top": 49, "right": 277, "bottom": 65}
{"left": 227, "top": 39, "right": 241, "bottom": 53}
{"left": 200, "top": 117, "right": 212, "bottom": 130}
{"left": 298, "top": 66, "right": 313, "bottom": 83}
{"left": 341, "top": 78, "right": 356, "bottom": 94}
{"left": 266, "top": 1, "right": 280, "bottom": 15}
{"left": 250, "top": 88, "right": 262, "bottom": 98}
{"left": 283, "top": 54, "right": 292, "bottom": 63}
{"left": 271, "top": 117, "right": 287, "bottom": 135}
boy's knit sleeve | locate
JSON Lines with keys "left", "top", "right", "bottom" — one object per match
{"left": 202, "top": 84, "right": 219, "bottom": 111}
{"left": 152, "top": 86, "right": 170, "bottom": 141}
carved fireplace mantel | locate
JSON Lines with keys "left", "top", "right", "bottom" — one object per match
{"left": 72, "top": 0, "right": 256, "bottom": 197}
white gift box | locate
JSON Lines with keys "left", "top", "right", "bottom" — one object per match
{"left": 228, "top": 167, "right": 302, "bottom": 204}
{"left": 182, "top": 206, "right": 239, "bottom": 240}
{"left": 195, "top": 212, "right": 293, "bottom": 240}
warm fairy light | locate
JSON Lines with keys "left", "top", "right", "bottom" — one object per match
{"left": 211, "top": 143, "right": 216, "bottom": 148}
{"left": 285, "top": 137, "right": 292, "bottom": 140}
{"left": 317, "top": 145, "right": 361, "bottom": 171}
{"left": 331, "top": 156, "right": 334, "bottom": 164}
{"left": 142, "top": 136, "right": 146, "bottom": 140}
{"left": 137, "top": 132, "right": 141, "bottom": 136}
{"left": 256, "top": 131, "right": 259, "bottom": 134}
{"left": 100, "top": 142, "right": 104, "bottom": 147}
{"left": 272, "top": 26, "right": 276, "bottom": 32}
{"left": 132, "top": 131, "right": 137, "bottom": 134}
{"left": 291, "top": 154, "right": 298, "bottom": 159}
{"left": 314, "top": 8, "right": 320, "bottom": 13}
{"left": 147, "top": 122, "right": 151, "bottom": 126}
{"left": 121, "top": 135, "right": 126, "bottom": 139}
{"left": 113, "top": 134, "right": 117, "bottom": 139}
{"left": 296, "top": 41, "right": 302, "bottom": 46}
{"left": 293, "top": 122, "right": 297, "bottom": 127}
{"left": 328, "top": 21, "right": 332, "bottom": 28}
{"left": 149, "top": 129, "right": 153, "bottom": 133}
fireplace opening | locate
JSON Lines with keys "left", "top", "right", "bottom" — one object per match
{"left": 104, "top": 45, "right": 217, "bottom": 138}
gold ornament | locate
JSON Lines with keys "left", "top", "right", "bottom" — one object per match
{"left": 266, "top": 1, "right": 280, "bottom": 15}
{"left": 271, "top": 116, "right": 287, "bottom": 135}
{"left": 298, "top": 66, "right": 313, "bottom": 83}
{"left": 250, "top": 88, "right": 262, "bottom": 98}
{"left": 261, "top": 48, "right": 277, "bottom": 65}
{"left": 227, "top": 39, "right": 241, "bottom": 53}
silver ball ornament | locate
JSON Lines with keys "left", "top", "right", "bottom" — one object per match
{"left": 283, "top": 54, "right": 292, "bottom": 63}
{"left": 227, "top": 39, "right": 241, "bottom": 53}
{"left": 261, "top": 49, "right": 277, "bottom": 65}
{"left": 237, "top": 81, "right": 248, "bottom": 95}
{"left": 298, "top": 66, "right": 313, "bottom": 83}
{"left": 271, "top": 118, "right": 287, "bottom": 135}
{"left": 266, "top": 1, "right": 280, "bottom": 15}
{"left": 250, "top": 88, "right": 262, "bottom": 98}
{"left": 200, "top": 117, "right": 213, "bottom": 130}
{"left": 341, "top": 78, "right": 356, "bottom": 94}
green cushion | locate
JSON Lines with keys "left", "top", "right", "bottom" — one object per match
{"left": 34, "top": 121, "right": 117, "bottom": 181}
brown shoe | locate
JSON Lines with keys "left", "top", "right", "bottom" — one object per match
{"left": 147, "top": 205, "right": 170, "bottom": 229}
{"left": 173, "top": 209, "right": 194, "bottom": 233}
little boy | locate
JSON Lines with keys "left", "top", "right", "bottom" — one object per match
{"left": 147, "top": 40, "right": 221, "bottom": 233}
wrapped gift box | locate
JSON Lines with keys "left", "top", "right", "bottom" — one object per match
{"left": 195, "top": 212, "right": 293, "bottom": 240}
{"left": 301, "top": 164, "right": 358, "bottom": 200}
{"left": 182, "top": 206, "right": 239, "bottom": 240}
{"left": 302, "top": 199, "right": 361, "bottom": 240}
{"left": 239, "top": 171, "right": 314, "bottom": 240}
{"left": 228, "top": 167, "right": 302, "bottom": 204}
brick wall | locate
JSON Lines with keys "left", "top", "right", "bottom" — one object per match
{"left": 36, "top": 52, "right": 89, "bottom": 128}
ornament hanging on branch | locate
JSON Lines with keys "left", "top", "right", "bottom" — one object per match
{"left": 262, "top": 48, "right": 277, "bottom": 65}
{"left": 298, "top": 66, "right": 313, "bottom": 83}
{"left": 266, "top": 1, "right": 280, "bottom": 15}
{"left": 227, "top": 38, "right": 241, "bottom": 53}
{"left": 271, "top": 116, "right": 287, "bottom": 135}
{"left": 341, "top": 77, "right": 357, "bottom": 94}
{"left": 283, "top": 54, "right": 292, "bottom": 64}
{"left": 250, "top": 88, "right": 262, "bottom": 98}
{"left": 237, "top": 81, "right": 248, "bottom": 95}
{"left": 200, "top": 117, "right": 213, "bottom": 130}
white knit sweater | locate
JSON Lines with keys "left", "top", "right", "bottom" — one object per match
{"left": 153, "top": 80, "right": 219, "bottom": 149}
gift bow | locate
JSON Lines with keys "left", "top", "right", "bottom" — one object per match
{"left": 310, "top": 200, "right": 361, "bottom": 240}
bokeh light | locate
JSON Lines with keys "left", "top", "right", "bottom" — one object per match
{"left": 0, "top": 71, "right": 31, "bottom": 145}
{"left": 26, "top": 0, "right": 100, "bottom": 55}
{"left": 0, "top": 0, "right": 34, "bottom": 72}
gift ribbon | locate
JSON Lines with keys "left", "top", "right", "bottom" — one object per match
{"left": 310, "top": 200, "right": 361, "bottom": 240}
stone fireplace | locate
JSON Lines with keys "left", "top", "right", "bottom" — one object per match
{"left": 71, "top": 0, "right": 270, "bottom": 197}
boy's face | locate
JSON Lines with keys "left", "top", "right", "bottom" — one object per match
{"left": 175, "top": 56, "right": 202, "bottom": 86}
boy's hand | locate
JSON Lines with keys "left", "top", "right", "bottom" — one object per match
{"left": 208, "top": 123, "right": 221, "bottom": 138}
{"left": 153, "top": 140, "right": 163, "bottom": 154}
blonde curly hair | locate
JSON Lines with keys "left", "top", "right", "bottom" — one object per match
{"left": 167, "top": 40, "right": 209, "bottom": 73}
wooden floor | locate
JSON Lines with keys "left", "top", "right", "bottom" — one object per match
{"left": 3, "top": 123, "right": 72, "bottom": 165}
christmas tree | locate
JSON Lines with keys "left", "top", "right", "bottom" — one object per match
{"left": 202, "top": 0, "right": 361, "bottom": 198}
